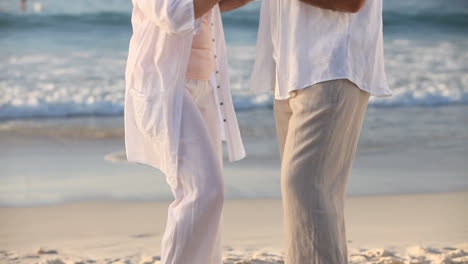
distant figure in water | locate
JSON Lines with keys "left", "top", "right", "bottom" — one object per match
{"left": 20, "top": 0, "right": 26, "bottom": 12}
{"left": 33, "top": 2, "right": 43, "bottom": 12}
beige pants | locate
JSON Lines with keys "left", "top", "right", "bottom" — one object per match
{"left": 274, "top": 79, "right": 370, "bottom": 264}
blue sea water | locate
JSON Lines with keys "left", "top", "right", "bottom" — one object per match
{"left": 0, "top": 0, "right": 467, "bottom": 119}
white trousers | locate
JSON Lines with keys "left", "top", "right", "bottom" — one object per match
{"left": 160, "top": 78, "right": 224, "bottom": 264}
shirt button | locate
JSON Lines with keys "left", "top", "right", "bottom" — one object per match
{"left": 223, "top": 119, "right": 227, "bottom": 122}
{"left": 217, "top": 85, "right": 220, "bottom": 89}
{"left": 216, "top": 70, "right": 219, "bottom": 74}
{"left": 212, "top": 38, "right": 215, "bottom": 42}
{"left": 220, "top": 102, "right": 224, "bottom": 105}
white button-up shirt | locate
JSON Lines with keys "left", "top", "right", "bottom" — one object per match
{"left": 125, "top": 1, "right": 245, "bottom": 177}
{"left": 250, "top": 0, "right": 392, "bottom": 99}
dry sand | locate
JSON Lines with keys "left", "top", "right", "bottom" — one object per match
{"left": 0, "top": 192, "right": 467, "bottom": 264}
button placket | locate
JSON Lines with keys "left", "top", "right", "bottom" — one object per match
{"left": 211, "top": 10, "right": 228, "bottom": 128}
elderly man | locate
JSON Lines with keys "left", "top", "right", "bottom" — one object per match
{"left": 251, "top": 0, "right": 392, "bottom": 263}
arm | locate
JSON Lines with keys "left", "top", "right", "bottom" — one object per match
{"left": 299, "top": 0, "right": 365, "bottom": 13}
{"left": 194, "top": 0, "right": 221, "bottom": 18}
{"left": 219, "top": 0, "right": 253, "bottom": 13}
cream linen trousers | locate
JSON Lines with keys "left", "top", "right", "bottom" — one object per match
{"left": 160, "top": 78, "right": 224, "bottom": 264}
{"left": 274, "top": 79, "right": 370, "bottom": 264}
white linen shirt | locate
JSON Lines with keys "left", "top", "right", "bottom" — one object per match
{"left": 250, "top": 0, "right": 392, "bottom": 99}
{"left": 125, "top": 1, "right": 245, "bottom": 179}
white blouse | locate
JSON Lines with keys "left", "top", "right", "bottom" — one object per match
{"left": 125, "top": 2, "right": 245, "bottom": 179}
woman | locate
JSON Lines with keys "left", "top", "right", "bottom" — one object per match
{"left": 124, "top": 0, "right": 250, "bottom": 263}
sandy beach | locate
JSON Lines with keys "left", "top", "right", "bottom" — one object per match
{"left": 1, "top": 192, "right": 467, "bottom": 264}
{"left": 1, "top": 107, "right": 467, "bottom": 263}
{"left": 1, "top": 0, "right": 468, "bottom": 263}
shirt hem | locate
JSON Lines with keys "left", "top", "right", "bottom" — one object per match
{"left": 274, "top": 76, "right": 392, "bottom": 100}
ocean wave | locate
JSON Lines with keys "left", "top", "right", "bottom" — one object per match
{"left": 221, "top": 7, "right": 260, "bottom": 28}
{"left": 0, "top": 10, "right": 260, "bottom": 31}
{"left": 383, "top": 11, "right": 468, "bottom": 31}
{"left": 0, "top": 12, "right": 131, "bottom": 30}
{"left": 1, "top": 91, "right": 468, "bottom": 120}
{"left": 1, "top": 9, "right": 467, "bottom": 119}
{"left": 1, "top": 7, "right": 467, "bottom": 31}
{"left": 1, "top": 41, "right": 468, "bottom": 119}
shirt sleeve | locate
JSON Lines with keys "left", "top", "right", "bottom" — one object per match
{"left": 250, "top": 0, "right": 275, "bottom": 95}
{"left": 134, "top": 0, "right": 196, "bottom": 35}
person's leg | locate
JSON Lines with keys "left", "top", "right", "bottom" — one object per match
{"left": 190, "top": 79, "right": 224, "bottom": 263}
{"left": 277, "top": 79, "right": 370, "bottom": 264}
{"left": 160, "top": 79, "right": 223, "bottom": 264}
